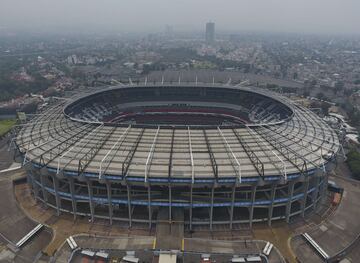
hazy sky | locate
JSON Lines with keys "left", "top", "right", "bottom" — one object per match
{"left": 1, "top": 0, "right": 360, "bottom": 35}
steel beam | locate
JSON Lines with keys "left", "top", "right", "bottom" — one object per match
{"left": 218, "top": 127, "right": 241, "bottom": 182}
{"left": 15, "top": 119, "right": 63, "bottom": 148}
{"left": 145, "top": 127, "right": 160, "bottom": 182}
{"left": 188, "top": 127, "right": 195, "bottom": 183}
{"left": 246, "top": 127, "right": 287, "bottom": 180}
{"left": 122, "top": 129, "right": 144, "bottom": 176}
{"left": 254, "top": 126, "right": 311, "bottom": 174}
{"left": 79, "top": 127, "right": 115, "bottom": 177}
{"left": 37, "top": 123, "right": 93, "bottom": 168}
{"left": 232, "top": 128, "right": 264, "bottom": 177}
{"left": 100, "top": 126, "right": 131, "bottom": 178}
{"left": 203, "top": 129, "right": 218, "bottom": 180}
{"left": 260, "top": 123, "right": 333, "bottom": 170}
{"left": 20, "top": 117, "right": 75, "bottom": 163}
{"left": 168, "top": 128, "right": 175, "bottom": 178}
{"left": 57, "top": 124, "right": 104, "bottom": 174}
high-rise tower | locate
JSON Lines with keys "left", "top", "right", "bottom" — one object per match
{"left": 205, "top": 22, "right": 215, "bottom": 44}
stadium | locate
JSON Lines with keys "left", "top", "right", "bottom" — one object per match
{"left": 14, "top": 83, "right": 341, "bottom": 230}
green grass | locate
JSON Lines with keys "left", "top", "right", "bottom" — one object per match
{"left": 0, "top": 119, "right": 16, "bottom": 137}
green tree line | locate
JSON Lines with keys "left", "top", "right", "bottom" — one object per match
{"left": 347, "top": 150, "right": 360, "bottom": 180}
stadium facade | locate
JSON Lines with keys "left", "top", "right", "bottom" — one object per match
{"left": 14, "top": 84, "right": 341, "bottom": 229}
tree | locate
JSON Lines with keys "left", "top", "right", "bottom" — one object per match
{"left": 335, "top": 81, "right": 345, "bottom": 90}
{"left": 320, "top": 102, "right": 331, "bottom": 116}
{"left": 316, "top": 92, "right": 326, "bottom": 101}
{"left": 311, "top": 79, "right": 317, "bottom": 87}
{"left": 303, "top": 90, "right": 310, "bottom": 97}
{"left": 347, "top": 150, "right": 360, "bottom": 180}
{"left": 348, "top": 109, "right": 360, "bottom": 127}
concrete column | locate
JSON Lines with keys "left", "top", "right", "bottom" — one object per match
{"left": 39, "top": 174, "right": 49, "bottom": 203}
{"left": 210, "top": 186, "right": 214, "bottom": 230}
{"left": 34, "top": 182, "right": 40, "bottom": 199}
{"left": 87, "top": 180, "right": 95, "bottom": 223}
{"left": 229, "top": 185, "right": 236, "bottom": 229}
{"left": 249, "top": 185, "right": 257, "bottom": 228}
{"left": 127, "top": 184, "right": 132, "bottom": 228}
{"left": 26, "top": 172, "right": 32, "bottom": 189}
{"left": 285, "top": 181, "right": 295, "bottom": 223}
{"left": 301, "top": 178, "right": 310, "bottom": 217}
{"left": 69, "top": 178, "right": 77, "bottom": 220}
{"left": 312, "top": 176, "right": 320, "bottom": 210}
{"left": 189, "top": 185, "right": 193, "bottom": 231}
{"left": 320, "top": 173, "right": 328, "bottom": 202}
{"left": 106, "top": 181, "right": 113, "bottom": 225}
{"left": 268, "top": 184, "right": 276, "bottom": 226}
{"left": 30, "top": 172, "right": 39, "bottom": 198}
{"left": 169, "top": 185, "right": 172, "bottom": 222}
{"left": 52, "top": 175, "right": 61, "bottom": 216}
{"left": 148, "top": 184, "right": 152, "bottom": 229}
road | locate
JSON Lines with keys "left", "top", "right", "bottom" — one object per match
{"left": 0, "top": 169, "right": 52, "bottom": 262}
{"left": 291, "top": 175, "right": 360, "bottom": 263}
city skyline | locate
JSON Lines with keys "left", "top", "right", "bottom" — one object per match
{"left": 0, "top": 0, "right": 360, "bottom": 35}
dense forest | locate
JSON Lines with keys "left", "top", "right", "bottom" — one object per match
{"left": 0, "top": 77, "right": 50, "bottom": 102}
